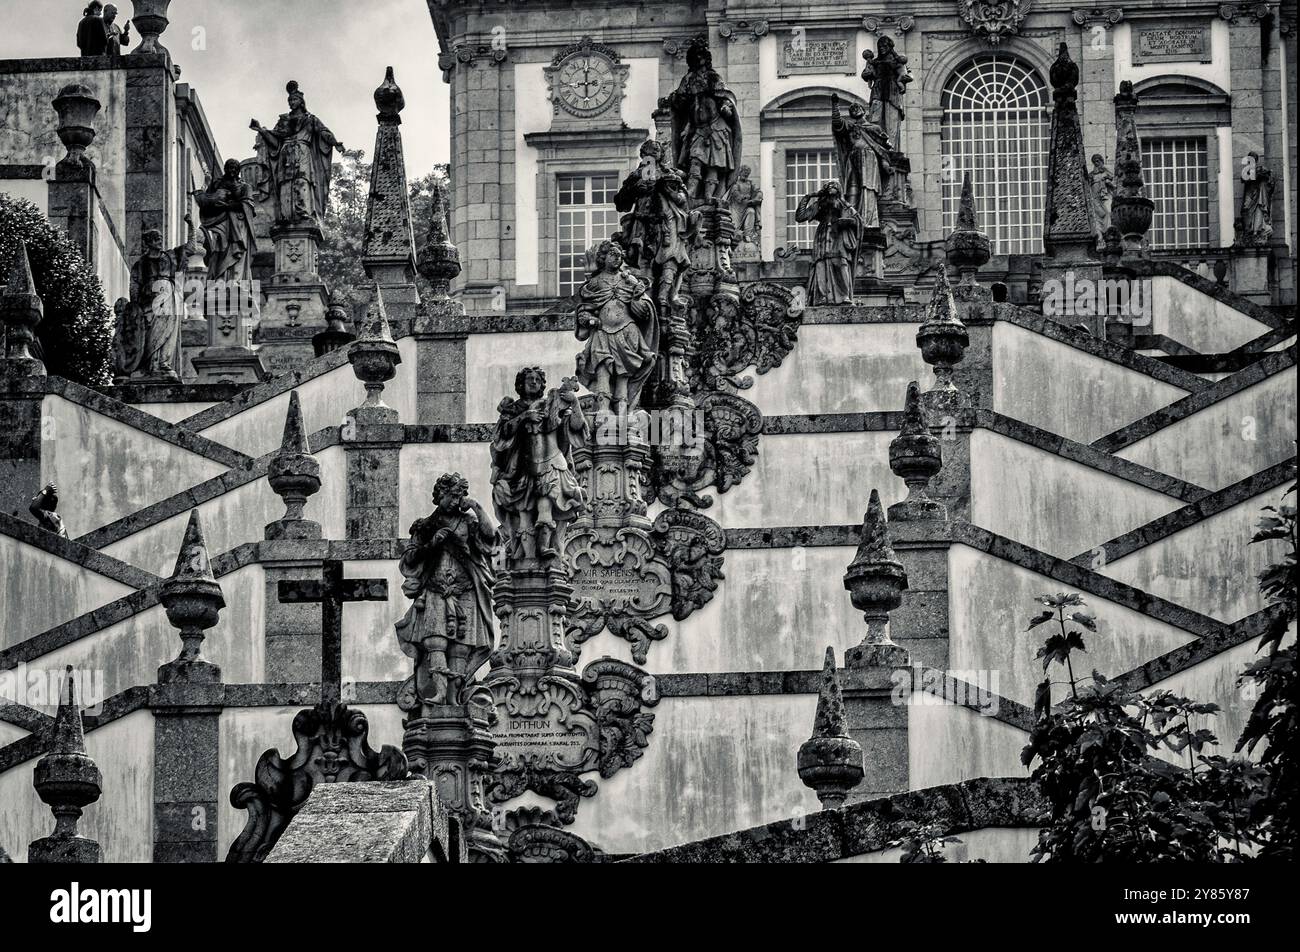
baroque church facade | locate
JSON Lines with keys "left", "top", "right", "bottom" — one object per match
{"left": 0, "top": 0, "right": 1296, "bottom": 863}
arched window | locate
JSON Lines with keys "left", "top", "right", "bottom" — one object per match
{"left": 941, "top": 56, "right": 1050, "bottom": 255}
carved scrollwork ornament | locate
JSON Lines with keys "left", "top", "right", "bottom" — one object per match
{"left": 1218, "top": 3, "right": 1273, "bottom": 23}
{"left": 1071, "top": 7, "right": 1124, "bottom": 25}
{"left": 959, "top": 0, "right": 1035, "bottom": 43}
{"left": 651, "top": 508, "right": 727, "bottom": 621}
{"left": 689, "top": 281, "right": 804, "bottom": 393}
{"left": 226, "top": 702, "right": 407, "bottom": 862}
{"left": 862, "top": 15, "right": 916, "bottom": 33}
{"left": 649, "top": 390, "right": 764, "bottom": 508}
{"left": 718, "top": 19, "right": 770, "bottom": 41}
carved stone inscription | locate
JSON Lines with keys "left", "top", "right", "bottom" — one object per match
{"left": 1132, "top": 25, "right": 1212, "bottom": 64}
{"left": 779, "top": 31, "right": 856, "bottom": 76}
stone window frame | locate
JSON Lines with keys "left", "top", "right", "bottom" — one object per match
{"left": 1131, "top": 76, "right": 1231, "bottom": 250}
{"left": 523, "top": 127, "right": 647, "bottom": 299}
{"left": 759, "top": 87, "right": 870, "bottom": 256}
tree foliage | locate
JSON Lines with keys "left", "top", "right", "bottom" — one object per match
{"left": 0, "top": 193, "right": 114, "bottom": 386}
{"left": 318, "top": 149, "right": 451, "bottom": 317}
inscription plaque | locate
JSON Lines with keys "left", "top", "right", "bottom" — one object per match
{"left": 778, "top": 30, "right": 856, "bottom": 77}
{"left": 1132, "top": 24, "right": 1212, "bottom": 64}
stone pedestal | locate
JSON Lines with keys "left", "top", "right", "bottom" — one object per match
{"left": 150, "top": 686, "right": 221, "bottom": 863}
{"left": 860, "top": 225, "right": 887, "bottom": 282}
{"left": 191, "top": 291, "right": 266, "bottom": 384}
{"left": 257, "top": 222, "right": 331, "bottom": 376}
{"left": 840, "top": 663, "right": 910, "bottom": 805}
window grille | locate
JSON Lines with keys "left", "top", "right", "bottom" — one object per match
{"left": 1142, "top": 138, "right": 1210, "bottom": 249}
{"left": 785, "top": 149, "right": 836, "bottom": 248}
{"left": 558, "top": 172, "right": 621, "bottom": 297}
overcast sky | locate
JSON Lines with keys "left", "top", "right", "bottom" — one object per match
{"left": 1, "top": 0, "right": 451, "bottom": 173}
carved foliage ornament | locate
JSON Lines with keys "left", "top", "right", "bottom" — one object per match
{"left": 959, "top": 0, "right": 1035, "bottom": 43}
{"left": 689, "top": 281, "right": 805, "bottom": 393}
{"left": 226, "top": 702, "right": 407, "bottom": 862}
{"left": 648, "top": 390, "right": 764, "bottom": 509}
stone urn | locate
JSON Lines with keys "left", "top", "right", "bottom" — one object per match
{"left": 52, "top": 84, "right": 100, "bottom": 176}
{"left": 888, "top": 381, "right": 945, "bottom": 521}
{"left": 916, "top": 268, "right": 969, "bottom": 395}
{"left": 158, "top": 576, "right": 225, "bottom": 682}
{"left": 132, "top": 0, "right": 172, "bottom": 54}
{"left": 1112, "top": 192, "right": 1154, "bottom": 249}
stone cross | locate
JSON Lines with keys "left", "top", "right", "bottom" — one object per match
{"left": 277, "top": 560, "right": 388, "bottom": 705}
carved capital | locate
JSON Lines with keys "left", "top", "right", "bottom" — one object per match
{"left": 1071, "top": 7, "right": 1124, "bottom": 26}
{"left": 438, "top": 42, "right": 509, "bottom": 80}
{"left": 861, "top": 15, "right": 916, "bottom": 34}
{"left": 718, "top": 19, "right": 769, "bottom": 41}
{"left": 1219, "top": 2, "right": 1272, "bottom": 23}
{"left": 959, "top": 0, "right": 1035, "bottom": 44}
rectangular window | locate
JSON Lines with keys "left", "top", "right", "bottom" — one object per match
{"left": 1143, "top": 138, "right": 1210, "bottom": 250}
{"left": 557, "top": 172, "right": 620, "bottom": 297}
{"left": 785, "top": 149, "right": 836, "bottom": 249}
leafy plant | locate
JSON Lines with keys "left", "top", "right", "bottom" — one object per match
{"left": 1235, "top": 483, "right": 1298, "bottom": 860}
{"left": 1022, "top": 594, "right": 1266, "bottom": 862}
{"left": 0, "top": 193, "right": 114, "bottom": 386}
{"left": 892, "top": 821, "right": 979, "bottom": 863}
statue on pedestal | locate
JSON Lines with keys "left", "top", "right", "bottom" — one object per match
{"left": 126, "top": 228, "right": 183, "bottom": 379}
{"left": 250, "top": 81, "right": 345, "bottom": 226}
{"left": 796, "top": 182, "right": 862, "bottom": 306}
{"left": 491, "top": 369, "right": 589, "bottom": 562}
{"left": 574, "top": 240, "right": 660, "bottom": 415}
{"left": 831, "top": 93, "right": 893, "bottom": 227}
{"left": 395, "top": 474, "right": 498, "bottom": 707}
{"left": 663, "top": 37, "right": 743, "bottom": 203}
{"left": 1238, "top": 152, "right": 1275, "bottom": 246}
{"left": 729, "top": 165, "right": 763, "bottom": 247}
{"left": 194, "top": 158, "right": 257, "bottom": 284}
{"left": 103, "top": 4, "right": 130, "bottom": 56}
{"left": 860, "top": 35, "right": 911, "bottom": 147}
{"left": 614, "top": 140, "right": 693, "bottom": 313}
{"left": 1088, "top": 154, "right": 1115, "bottom": 238}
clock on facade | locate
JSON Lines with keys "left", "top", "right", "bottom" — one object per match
{"left": 546, "top": 37, "right": 627, "bottom": 121}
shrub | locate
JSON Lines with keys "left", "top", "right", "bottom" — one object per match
{"left": 0, "top": 193, "right": 114, "bottom": 386}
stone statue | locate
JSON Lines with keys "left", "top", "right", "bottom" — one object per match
{"left": 729, "top": 165, "right": 763, "bottom": 246}
{"left": 663, "top": 37, "right": 743, "bottom": 203}
{"left": 194, "top": 159, "right": 257, "bottom": 283}
{"left": 395, "top": 473, "right": 499, "bottom": 706}
{"left": 75, "top": 2, "right": 107, "bottom": 57}
{"left": 110, "top": 297, "right": 142, "bottom": 381}
{"left": 613, "top": 140, "right": 693, "bottom": 312}
{"left": 831, "top": 93, "right": 893, "bottom": 227}
{"left": 796, "top": 182, "right": 862, "bottom": 306}
{"left": 574, "top": 239, "right": 660, "bottom": 415}
{"left": 29, "top": 484, "right": 68, "bottom": 539}
{"left": 103, "top": 4, "right": 130, "bottom": 56}
{"left": 491, "top": 369, "right": 589, "bottom": 562}
{"left": 1088, "top": 154, "right": 1115, "bottom": 238}
{"left": 250, "top": 81, "right": 345, "bottom": 226}
{"left": 127, "top": 229, "right": 183, "bottom": 379}
{"left": 860, "top": 35, "right": 911, "bottom": 147}
{"left": 1239, "top": 152, "right": 1274, "bottom": 246}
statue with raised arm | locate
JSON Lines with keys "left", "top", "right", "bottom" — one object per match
{"left": 250, "top": 81, "right": 345, "bottom": 226}
{"left": 831, "top": 93, "right": 893, "bottom": 228}
{"left": 574, "top": 240, "right": 660, "bottom": 415}
{"left": 395, "top": 473, "right": 499, "bottom": 707}
{"left": 491, "top": 369, "right": 589, "bottom": 563}
{"left": 796, "top": 182, "right": 862, "bottom": 306}
{"left": 662, "top": 36, "right": 742, "bottom": 203}
{"left": 194, "top": 159, "right": 257, "bottom": 284}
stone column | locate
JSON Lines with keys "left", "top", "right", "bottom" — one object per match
{"left": 152, "top": 509, "right": 224, "bottom": 863}
{"left": 1222, "top": 4, "right": 1270, "bottom": 239}
{"left": 47, "top": 84, "right": 101, "bottom": 268}
{"left": 1073, "top": 9, "right": 1122, "bottom": 167}
{"left": 345, "top": 293, "right": 403, "bottom": 539}
{"left": 840, "top": 490, "right": 911, "bottom": 804}
{"left": 415, "top": 182, "right": 468, "bottom": 424}
{"left": 123, "top": 56, "right": 173, "bottom": 258}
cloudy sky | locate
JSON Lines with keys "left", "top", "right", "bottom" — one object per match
{"left": 1, "top": 0, "right": 451, "bottom": 173}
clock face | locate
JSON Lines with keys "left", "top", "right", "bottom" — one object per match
{"left": 556, "top": 54, "right": 617, "bottom": 118}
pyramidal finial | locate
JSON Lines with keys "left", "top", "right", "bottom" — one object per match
{"left": 171, "top": 509, "right": 216, "bottom": 583}
{"left": 812, "top": 647, "right": 849, "bottom": 738}
{"left": 956, "top": 172, "right": 978, "bottom": 231}
{"left": 899, "top": 380, "right": 929, "bottom": 437}
{"left": 363, "top": 283, "right": 395, "bottom": 341}
{"left": 854, "top": 490, "right": 897, "bottom": 564}
{"left": 926, "top": 263, "right": 960, "bottom": 325}
{"left": 5, "top": 240, "right": 38, "bottom": 296}
{"left": 50, "top": 667, "right": 87, "bottom": 756}
{"left": 279, "top": 391, "right": 310, "bottom": 456}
